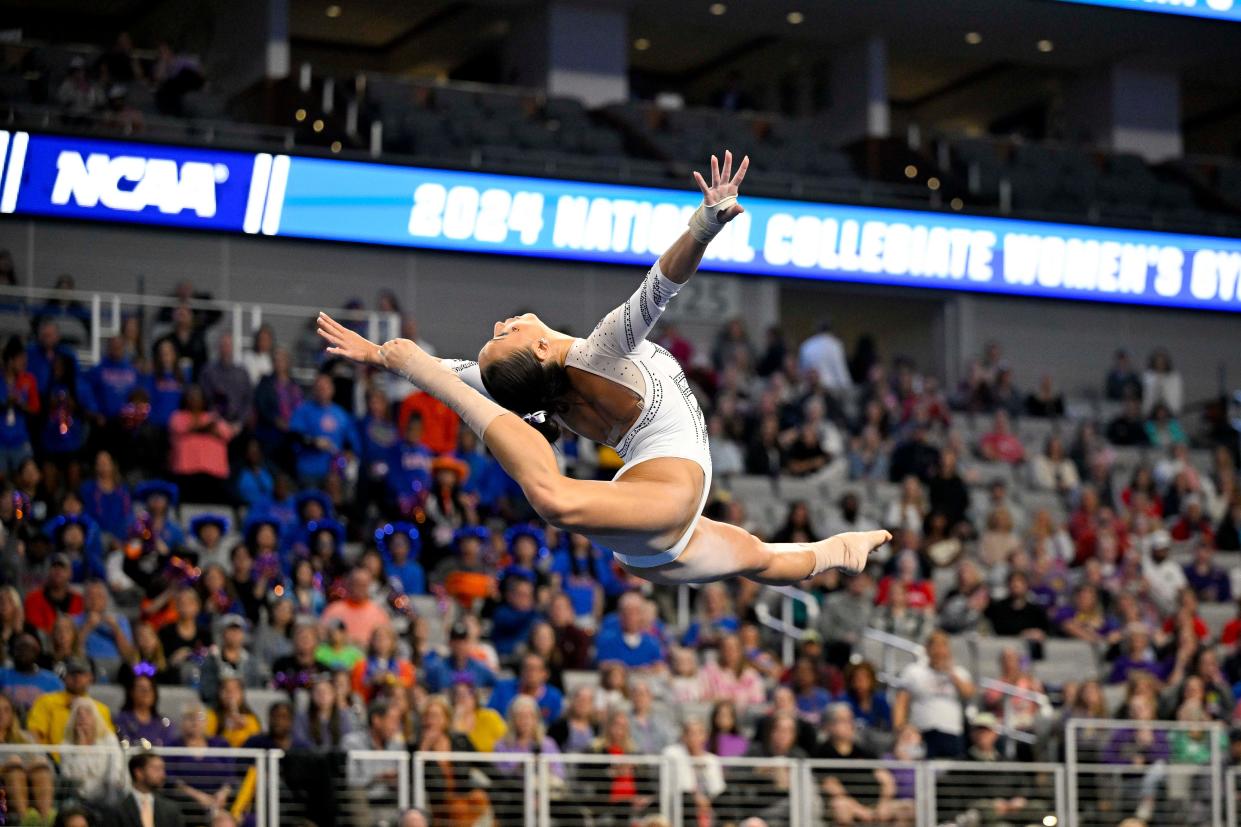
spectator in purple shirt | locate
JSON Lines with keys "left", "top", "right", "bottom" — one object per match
{"left": 1183, "top": 542, "right": 1232, "bottom": 603}
{"left": 1107, "top": 624, "right": 1170, "bottom": 684}
{"left": 1054, "top": 584, "right": 1116, "bottom": 645}
{"left": 114, "top": 673, "right": 175, "bottom": 746}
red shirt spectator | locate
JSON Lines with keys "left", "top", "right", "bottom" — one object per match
{"left": 398, "top": 391, "right": 459, "bottom": 455}
{"left": 1169, "top": 499, "right": 1215, "bottom": 545}
{"left": 980, "top": 411, "right": 1025, "bottom": 464}
{"left": 875, "top": 550, "right": 936, "bottom": 609}
{"left": 1221, "top": 616, "right": 1241, "bottom": 647}
{"left": 24, "top": 555, "right": 83, "bottom": 632}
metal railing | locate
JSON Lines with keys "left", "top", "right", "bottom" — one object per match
{"left": 0, "top": 283, "right": 400, "bottom": 377}
{"left": 5, "top": 733, "right": 1239, "bottom": 827}
{"left": 676, "top": 581, "right": 821, "bottom": 665}
{"left": 863, "top": 626, "right": 926, "bottom": 682}
{"left": 2, "top": 743, "right": 274, "bottom": 825}
{"left": 1065, "top": 717, "right": 1227, "bottom": 827}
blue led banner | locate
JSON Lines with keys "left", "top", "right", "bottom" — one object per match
{"left": 3, "top": 129, "right": 1241, "bottom": 312}
{"left": 1052, "top": 0, "right": 1241, "bottom": 21}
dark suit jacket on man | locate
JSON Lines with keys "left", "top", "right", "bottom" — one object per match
{"left": 109, "top": 792, "right": 186, "bottom": 827}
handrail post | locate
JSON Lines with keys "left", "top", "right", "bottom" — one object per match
{"left": 1065, "top": 720, "right": 1078, "bottom": 827}
{"left": 1226, "top": 767, "right": 1238, "bottom": 827}
{"left": 255, "top": 749, "right": 267, "bottom": 827}
{"left": 90, "top": 293, "right": 101, "bottom": 364}
{"left": 782, "top": 594, "right": 794, "bottom": 664}
{"left": 914, "top": 760, "right": 929, "bottom": 827}
{"left": 532, "top": 757, "right": 545, "bottom": 827}
{"left": 412, "top": 754, "right": 426, "bottom": 811}
{"left": 677, "top": 585, "right": 690, "bottom": 631}
{"left": 1055, "top": 765, "right": 1068, "bottom": 827}
{"left": 267, "top": 750, "right": 282, "bottom": 827}
{"left": 1213, "top": 721, "right": 1224, "bottom": 827}
{"left": 232, "top": 302, "right": 243, "bottom": 356}
{"left": 397, "top": 751, "right": 411, "bottom": 811}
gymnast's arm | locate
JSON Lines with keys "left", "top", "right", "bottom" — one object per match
{"left": 582, "top": 150, "right": 751, "bottom": 358}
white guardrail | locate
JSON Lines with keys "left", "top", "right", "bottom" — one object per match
{"left": 5, "top": 726, "right": 1237, "bottom": 827}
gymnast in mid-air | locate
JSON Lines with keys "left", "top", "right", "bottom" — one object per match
{"left": 318, "top": 150, "right": 891, "bottom": 585}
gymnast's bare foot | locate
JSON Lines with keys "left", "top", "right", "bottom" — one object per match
{"left": 819, "top": 530, "right": 892, "bottom": 576}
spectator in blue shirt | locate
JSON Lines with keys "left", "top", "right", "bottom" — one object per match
{"left": 79, "top": 450, "right": 132, "bottom": 541}
{"left": 39, "top": 352, "right": 90, "bottom": 460}
{"left": 359, "top": 388, "right": 399, "bottom": 485}
{"left": 144, "top": 338, "right": 187, "bottom": 428}
{"left": 595, "top": 592, "right": 665, "bottom": 669}
{"left": 680, "top": 582, "right": 740, "bottom": 649}
{"left": 490, "top": 575, "right": 539, "bottom": 658}
{"left": 488, "top": 652, "right": 563, "bottom": 724}
{"left": 0, "top": 633, "right": 64, "bottom": 719}
{"left": 376, "top": 522, "right": 425, "bottom": 596}
{"left": 87, "top": 336, "right": 140, "bottom": 420}
{"left": 237, "top": 438, "right": 276, "bottom": 508}
{"left": 26, "top": 319, "right": 77, "bottom": 395}
{"left": 289, "top": 374, "right": 358, "bottom": 486}
{"left": 423, "top": 622, "right": 497, "bottom": 693}
{"left": 49, "top": 514, "right": 106, "bottom": 583}
{"left": 75, "top": 580, "right": 133, "bottom": 666}
{"left": 386, "top": 414, "right": 433, "bottom": 511}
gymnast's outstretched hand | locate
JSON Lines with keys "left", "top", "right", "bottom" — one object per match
{"left": 317, "top": 312, "right": 381, "bottom": 365}
{"left": 692, "top": 148, "right": 749, "bottom": 221}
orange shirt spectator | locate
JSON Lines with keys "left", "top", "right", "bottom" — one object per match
{"left": 321, "top": 568, "right": 390, "bottom": 647}
{"left": 399, "top": 391, "right": 459, "bottom": 455}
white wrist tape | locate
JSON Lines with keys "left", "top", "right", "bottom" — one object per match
{"left": 687, "top": 195, "right": 738, "bottom": 244}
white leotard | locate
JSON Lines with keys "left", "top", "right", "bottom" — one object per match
{"left": 443, "top": 262, "right": 711, "bottom": 568}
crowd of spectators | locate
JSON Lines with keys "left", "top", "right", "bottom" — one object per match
{"left": 0, "top": 261, "right": 1238, "bottom": 826}
{"left": 18, "top": 31, "right": 208, "bottom": 135}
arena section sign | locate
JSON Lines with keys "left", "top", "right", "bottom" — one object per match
{"left": 4, "top": 129, "right": 1241, "bottom": 312}
{"left": 1052, "top": 0, "right": 1241, "bottom": 21}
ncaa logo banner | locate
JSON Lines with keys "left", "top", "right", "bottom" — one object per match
{"left": 0, "top": 131, "right": 281, "bottom": 232}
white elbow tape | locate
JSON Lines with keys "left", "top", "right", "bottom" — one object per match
{"left": 687, "top": 195, "right": 738, "bottom": 244}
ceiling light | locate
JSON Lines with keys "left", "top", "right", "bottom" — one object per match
{"left": 330, "top": 141, "right": 342, "bottom": 153}
{"left": 1037, "top": 39, "right": 1054, "bottom": 52}
{"left": 927, "top": 177, "right": 941, "bottom": 191}
{"left": 312, "top": 119, "right": 325, "bottom": 133}
{"left": 787, "top": 11, "right": 805, "bottom": 24}
{"left": 709, "top": 2, "right": 727, "bottom": 14}
{"left": 634, "top": 37, "right": 651, "bottom": 51}
{"left": 904, "top": 164, "right": 918, "bottom": 179}
{"left": 965, "top": 31, "right": 982, "bottom": 45}
{"left": 950, "top": 197, "right": 964, "bottom": 210}
{"left": 325, "top": 4, "right": 342, "bottom": 18}
{"left": 294, "top": 108, "right": 306, "bottom": 122}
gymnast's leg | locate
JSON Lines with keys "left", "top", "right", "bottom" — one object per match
{"left": 633, "top": 517, "right": 891, "bottom": 587}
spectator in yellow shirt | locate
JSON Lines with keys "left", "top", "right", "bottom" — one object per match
{"left": 204, "top": 677, "right": 262, "bottom": 747}
{"left": 25, "top": 657, "right": 113, "bottom": 745}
